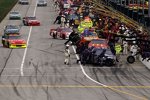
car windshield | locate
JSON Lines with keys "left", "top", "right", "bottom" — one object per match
{"left": 6, "top": 25, "right": 19, "bottom": 29}
{"left": 10, "top": 12, "right": 19, "bottom": 14}
{"left": 95, "top": 49, "right": 103, "bottom": 55}
{"left": 62, "top": 28, "right": 72, "bottom": 32}
{"left": 82, "top": 32, "right": 97, "bottom": 37}
{"left": 8, "top": 36, "right": 21, "bottom": 40}
{"left": 91, "top": 39, "right": 107, "bottom": 44}
{"left": 22, "top": 0, "right": 28, "bottom": 1}
{"left": 28, "top": 17, "right": 36, "bottom": 20}
{"left": 39, "top": 0, "right": 44, "bottom": 3}
{"left": 105, "top": 49, "right": 113, "bottom": 55}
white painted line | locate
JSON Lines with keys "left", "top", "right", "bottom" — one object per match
{"left": 20, "top": 1, "right": 37, "bottom": 76}
{"left": 72, "top": 46, "right": 147, "bottom": 100}
{"left": 72, "top": 46, "right": 108, "bottom": 86}
{"left": 20, "top": 27, "right": 32, "bottom": 76}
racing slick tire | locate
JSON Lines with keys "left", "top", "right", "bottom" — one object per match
{"left": 2, "top": 40, "right": 4, "bottom": 46}
{"left": 80, "top": 55, "right": 85, "bottom": 65}
{"left": 105, "top": 59, "right": 114, "bottom": 66}
{"left": 76, "top": 47, "right": 80, "bottom": 54}
{"left": 7, "top": 43, "right": 10, "bottom": 48}
{"left": 127, "top": 56, "right": 135, "bottom": 64}
{"left": 2, "top": 42, "right": 5, "bottom": 47}
{"left": 23, "top": 21, "right": 28, "bottom": 26}
{"left": 23, "top": 20, "right": 26, "bottom": 25}
{"left": 53, "top": 33, "right": 57, "bottom": 39}
{"left": 62, "top": 34, "right": 66, "bottom": 39}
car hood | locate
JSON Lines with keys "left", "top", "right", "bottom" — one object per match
{"left": 9, "top": 39, "right": 26, "bottom": 44}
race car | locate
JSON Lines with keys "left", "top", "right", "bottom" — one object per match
{"left": 18, "top": 0, "right": 29, "bottom": 5}
{"left": 37, "top": 0, "right": 47, "bottom": 6}
{"left": 88, "top": 39, "right": 108, "bottom": 49}
{"left": 76, "top": 38, "right": 108, "bottom": 54}
{"left": 79, "top": 47, "right": 116, "bottom": 66}
{"left": 23, "top": 16, "right": 40, "bottom": 26}
{"left": 90, "top": 48, "right": 116, "bottom": 66}
{"left": 9, "top": 11, "right": 21, "bottom": 20}
{"left": 50, "top": 27, "right": 73, "bottom": 39}
{"left": 4, "top": 25, "right": 20, "bottom": 35}
{"left": 79, "top": 28, "right": 99, "bottom": 43}
{"left": 2, "top": 35, "right": 26, "bottom": 48}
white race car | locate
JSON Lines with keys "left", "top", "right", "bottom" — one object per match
{"left": 18, "top": 0, "right": 29, "bottom": 5}
{"left": 9, "top": 11, "right": 21, "bottom": 20}
{"left": 37, "top": 0, "right": 47, "bottom": 6}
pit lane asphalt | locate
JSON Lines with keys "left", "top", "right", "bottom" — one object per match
{"left": 0, "top": 0, "right": 150, "bottom": 100}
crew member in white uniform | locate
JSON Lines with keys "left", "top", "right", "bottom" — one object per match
{"left": 130, "top": 42, "right": 138, "bottom": 58}
{"left": 64, "top": 44, "right": 70, "bottom": 65}
{"left": 123, "top": 41, "right": 128, "bottom": 55}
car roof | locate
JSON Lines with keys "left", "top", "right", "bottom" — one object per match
{"left": 5, "top": 25, "right": 19, "bottom": 29}
{"left": 10, "top": 11, "right": 19, "bottom": 13}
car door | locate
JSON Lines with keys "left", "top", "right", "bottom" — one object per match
{"left": 56, "top": 27, "right": 62, "bottom": 38}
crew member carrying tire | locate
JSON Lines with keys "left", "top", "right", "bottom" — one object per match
{"left": 64, "top": 44, "right": 70, "bottom": 65}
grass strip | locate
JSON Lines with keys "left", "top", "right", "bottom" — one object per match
{"left": 0, "top": 0, "right": 18, "bottom": 22}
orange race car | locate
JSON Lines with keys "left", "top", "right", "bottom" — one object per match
{"left": 79, "top": 28, "right": 99, "bottom": 43}
{"left": 88, "top": 39, "right": 109, "bottom": 49}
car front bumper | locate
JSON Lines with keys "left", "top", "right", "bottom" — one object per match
{"left": 37, "top": 3, "right": 47, "bottom": 6}
{"left": 19, "top": 2, "right": 29, "bottom": 4}
{"left": 9, "top": 16, "right": 21, "bottom": 19}
{"left": 28, "top": 22, "right": 40, "bottom": 26}
{"left": 9, "top": 44, "right": 27, "bottom": 48}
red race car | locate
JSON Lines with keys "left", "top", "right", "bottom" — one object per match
{"left": 50, "top": 27, "right": 73, "bottom": 39}
{"left": 88, "top": 39, "right": 109, "bottom": 49}
{"left": 23, "top": 16, "right": 40, "bottom": 26}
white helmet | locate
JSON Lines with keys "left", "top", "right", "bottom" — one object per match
{"left": 133, "top": 41, "right": 136, "bottom": 44}
{"left": 66, "top": 44, "right": 69, "bottom": 47}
